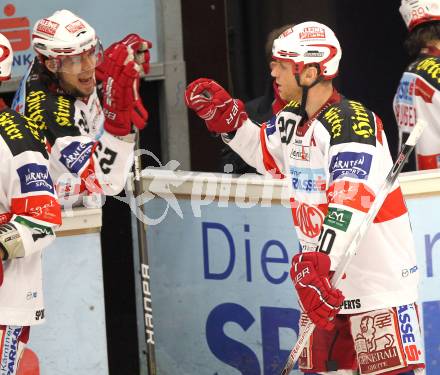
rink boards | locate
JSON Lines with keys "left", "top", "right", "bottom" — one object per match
{"left": 139, "top": 169, "right": 440, "bottom": 375}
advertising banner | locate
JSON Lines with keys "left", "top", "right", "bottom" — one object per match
{"left": 144, "top": 188, "right": 440, "bottom": 374}
{"left": 0, "top": 0, "right": 158, "bottom": 78}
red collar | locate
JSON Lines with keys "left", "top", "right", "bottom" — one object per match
{"left": 309, "top": 88, "right": 340, "bottom": 120}
{"left": 423, "top": 46, "right": 440, "bottom": 57}
{"left": 0, "top": 98, "right": 7, "bottom": 111}
{"left": 295, "top": 88, "right": 340, "bottom": 137}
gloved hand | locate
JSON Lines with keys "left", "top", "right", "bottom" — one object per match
{"left": 96, "top": 43, "right": 148, "bottom": 136}
{"left": 290, "top": 252, "right": 344, "bottom": 330}
{"left": 118, "top": 33, "right": 152, "bottom": 77}
{"left": 184, "top": 78, "right": 248, "bottom": 133}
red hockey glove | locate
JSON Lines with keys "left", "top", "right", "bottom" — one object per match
{"left": 290, "top": 252, "right": 344, "bottom": 330}
{"left": 184, "top": 78, "right": 248, "bottom": 133}
{"left": 118, "top": 34, "right": 152, "bottom": 77}
{"left": 97, "top": 42, "right": 148, "bottom": 136}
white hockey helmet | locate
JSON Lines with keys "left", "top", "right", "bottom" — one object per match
{"left": 32, "top": 9, "right": 103, "bottom": 73}
{"left": 400, "top": 0, "right": 440, "bottom": 30}
{"left": 0, "top": 33, "right": 12, "bottom": 81}
{"left": 272, "top": 21, "right": 342, "bottom": 80}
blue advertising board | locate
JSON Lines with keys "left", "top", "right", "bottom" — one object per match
{"left": 144, "top": 193, "right": 440, "bottom": 374}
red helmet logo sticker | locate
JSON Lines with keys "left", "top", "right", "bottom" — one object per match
{"left": 299, "top": 26, "right": 326, "bottom": 40}
{"left": 65, "top": 20, "right": 85, "bottom": 34}
{"left": 0, "top": 45, "right": 10, "bottom": 63}
{"left": 36, "top": 19, "right": 59, "bottom": 36}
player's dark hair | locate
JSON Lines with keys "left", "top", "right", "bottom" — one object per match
{"left": 405, "top": 21, "right": 440, "bottom": 56}
{"left": 265, "top": 24, "right": 296, "bottom": 64}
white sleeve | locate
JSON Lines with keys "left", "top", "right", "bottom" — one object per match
{"left": 49, "top": 130, "right": 135, "bottom": 196}
{"left": 5, "top": 147, "right": 61, "bottom": 257}
{"left": 226, "top": 115, "right": 286, "bottom": 177}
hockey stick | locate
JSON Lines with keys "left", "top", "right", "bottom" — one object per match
{"left": 279, "top": 119, "right": 427, "bottom": 375}
{"left": 133, "top": 130, "right": 157, "bottom": 375}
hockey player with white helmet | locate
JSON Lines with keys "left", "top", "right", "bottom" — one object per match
{"left": 13, "top": 9, "right": 151, "bottom": 207}
{"left": 0, "top": 33, "right": 61, "bottom": 374}
{"left": 185, "top": 21, "right": 425, "bottom": 374}
{"left": 394, "top": 0, "right": 440, "bottom": 170}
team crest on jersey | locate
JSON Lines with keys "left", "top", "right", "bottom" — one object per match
{"left": 293, "top": 202, "right": 324, "bottom": 238}
{"left": 17, "top": 163, "right": 54, "bottom": 194}
{"left": 329, "top": 151, "right": 372, "bottom": 182}
{"left": 59, "top": 141, "right": 93, "bottom": 174}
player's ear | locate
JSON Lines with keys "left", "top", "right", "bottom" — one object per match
{"left": 44, "top": 59, "right": 58, "bottom": 74}
{"left": 302, "top": 64, "right": 319, "bottom": 84}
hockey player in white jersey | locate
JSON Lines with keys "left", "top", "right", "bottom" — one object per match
{"left": 0, "top": 33, "right": 62, "bottom": 374}
{"left": 394, "top": 0, "right": 440, "bottom": 170}
{"left": 185, "top": 22, "right": 425, "bottom": 375}
{"left": 12, "top": 9, "right": 151, "bottom": 207}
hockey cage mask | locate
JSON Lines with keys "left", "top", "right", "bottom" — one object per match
{"left": 400, "top": 0, "right": 440, "bottom": 31}
{"left": 32, "top": 9, "right": 104, "bottom": 74}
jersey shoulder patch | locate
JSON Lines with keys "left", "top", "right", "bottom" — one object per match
{"left": 407, "top": 55, "right": 440, "bottom": 91}
{"left": 0, "top": 108, "right": 48, "bottom": 157}
{"left": 282, "top": 100, "right": 301, "bottom": 115}
{"left": 24, "top": 85, "right": 78, "bottom": 145}
{"left": 318, "top": 98, "right": 376, "bottom": 146}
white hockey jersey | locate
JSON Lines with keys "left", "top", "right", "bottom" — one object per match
{"left": 227, "top": 90, "right": 419, "bottom": 314}
{"left": 12, "top": 58, "right": 135, "bottom": 207}
{"left": 0, "top": 104, "right": 61, "bottom": 325}
{"left": 393, "top": 50, "right": 440, "bottom": 170}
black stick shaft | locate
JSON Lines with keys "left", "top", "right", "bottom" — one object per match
{"left": 134, "top": 132, "right": 157, "bottom": 375}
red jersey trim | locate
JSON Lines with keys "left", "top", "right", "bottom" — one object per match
{"left": 260, "top": 124, "right": 284, "bottom": 178}
{"left": 374, "top": 187, "right": 408, "bottom": 223}
{"left": 11, "top": 195, "right": 61, "bottom": 225}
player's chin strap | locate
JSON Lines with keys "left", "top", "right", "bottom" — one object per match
{"left": 295, "top": 66, "right": 323, "bottom": 121}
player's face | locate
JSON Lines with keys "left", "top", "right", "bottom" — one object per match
{"left": 270, "top": 60, "right": 301, "bottom": 102}
{"left": 57, "top": 55, "right": 96, "bottom": 98}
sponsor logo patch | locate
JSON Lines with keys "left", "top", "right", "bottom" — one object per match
{"left": 329, "top": 151, "right": 373, "bottom": 181}
{"left": 59, "top": 141, "right": 93, "bottom": 174}
{"left": 13, "top": 215, "right": 54, "bottom": 241}
{"left": 65, "top": 20, "right": 86, "bottom": 34}
{"left": 17, "top": 163, "right": 54, "bottom": 194}
{"left": 342, "top": 298, "right": 361, "bottom": 310}
{"left": 299, "top": 26, "right": 325, "bottom": 40}
{"left": 290, "top": 144, "right": 310, "bottom": 161}
{"left": 36, "top": 19, "right": 59, "bottom": 36}
{"left": 349, "top": 100, "right": 375, "bottom": 139}
{"left": 323, "top": 106, "right": 344, "bottom": 139}
{"left": 0, "top": 326, "right": 22, "bottom": 375}
{"left": 353, "top": 310, "right": 405, "bottom": 374}
{"left": 397, "top": 304, "right": 424, "bottom": 365}
{"left": 324, "top": 207, "right": 352, "bottom": 232}
{"left": 290, "top": 167, "right": 326, "bottom": 192}
{"left": 395, "top": 76, "right": 415, "bottom": 105}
